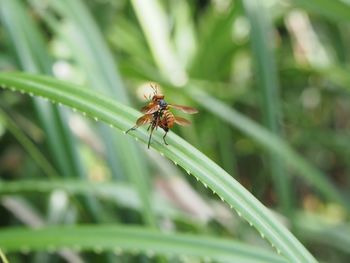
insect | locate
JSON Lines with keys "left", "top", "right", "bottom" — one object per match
{"left": 126, "top": 84, "right": 198, "bottom": 149}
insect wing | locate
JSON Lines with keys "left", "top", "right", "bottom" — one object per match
{"left": 136, "top": 114, "right": 153, "bottom": 126}
{"left": 174, "top": 116, "right": 191, "bottom": 126}
{"left": 141, "top": 102, "right": 160, "bottom": 114}
{"left": 168, "top": 104, "right": 198, "bottom": 114}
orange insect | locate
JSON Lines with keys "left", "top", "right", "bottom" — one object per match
{"left": 126, "top": 84, "right": 198, "bottom": 148}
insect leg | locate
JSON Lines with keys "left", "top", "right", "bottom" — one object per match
{"left": 163, "top": 131, "right": 169, "bottom": 145}
{"left": 125, "top": 126, "right": 137, "bottom": 133}
{"left": 148, "top": 125, "right": 156, "bottom": 149}
{"left": 155, "top": 113, "right": 161, "bottom": 130}
{"left": 127, "top": 114, "right": 152, "bottom": 134}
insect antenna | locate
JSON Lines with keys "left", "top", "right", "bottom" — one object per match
{"left": 150, "top": 83, "right": 158, "bottom": 96}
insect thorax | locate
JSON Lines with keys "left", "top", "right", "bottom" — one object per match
{"left": 158, "top": 99, "right": 167, "bottom": 108}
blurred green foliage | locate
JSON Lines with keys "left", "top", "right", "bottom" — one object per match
{"left": 0, "top": 0, "right": 350, "bottom": 262}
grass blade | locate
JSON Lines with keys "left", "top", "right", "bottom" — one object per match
{"left": 291, "top": 0, "right": 350, "bottom": 23}
{"left": 0, "top": 72, "right": 318, "bottom": 262}
{"left": 0, "top": 0, "right": 107, "bottom": 221}
{"left": 0, "top": 225, "right": 287, "bottom": 263}
{"left": 0, "top": 249, "right": 10, "bottom": 263}
{"left": 131, "top": 0, "right": 187, "bottom": 85}
{"left": 0, "top": 109, "right": 59, "bottom": 179}
{"left": 0, "top": 0, "right": 80, "bottom": 178}
{"left": 295, "top": 213, "right": 350, "bottom": 255}
{"left": 0, "top": 180, "right": 181, "bottom": 218}
{"left": 188, "top": 87, "right": 347, "bottom": 210}
{"left": 242, "top": 0, "right": 291, "bottom": 214}
{"left": 41, "top": 0, "right": 156, "bottom": 226}
{"left": 130, "top": 0, "right": 346, "bottom": 215}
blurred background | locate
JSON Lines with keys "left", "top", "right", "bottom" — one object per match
{"left": 0, "top": 0, "right": 350, "bottom": 262}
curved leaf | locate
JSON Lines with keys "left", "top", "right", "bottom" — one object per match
{"left": 187, "top": 87, "right": 347, "bottom": 211}
{"left": 0, "top": 72, "right": 316, "bottom": 263}
{"left": 0, "top": 225, "right": 287, "bottom": 263}
{"left": 37, "top": 0, "right": 156, "bottom": 226}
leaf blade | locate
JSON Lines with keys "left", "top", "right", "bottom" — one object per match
{"left": 0, "top": 72, "right": 317, "bottom": 263}
{"left": 0, "top": 225, "right": 287, "bottom": 263}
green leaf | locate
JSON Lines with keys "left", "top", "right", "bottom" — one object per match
{"left": 295, "top": 213, "right": 350, "bottom": 255}
{"left": 0, "top": 109, "right": 59, "bottom": 179}
{"left": 0, "top": 225, "right": 287, "bottom": 263}
{"left": 0, "top": 180, "right": 180, "bottom": 218}
{"left": 291, "top": 0, "right": 350, "bottom": 23}
{"left": 0, "top": 72, "right": 317, "bottom": 263}
{"left": 0, "top": 0, "right": 83, "bottom": 179}
{"left": 242, "top": 0, "right": 291, "bottom": 213}
{"left": 130, "top": 0, "right": 346, "bottom": 218}
{"left": 0, "top": 0, "right": 107, "bottom": 221}
{"left": 0, "top": 249, "right": 10, "bottom": 263}
{"left": 187, "top": 87, "right": 347, "bottom": 211}
{"left": 38, "top": 0, "right": 156, "bottom": 226}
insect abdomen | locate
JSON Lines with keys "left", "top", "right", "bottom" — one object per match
{"left": 163, "top": 110, "right": 175, "bottom": 128}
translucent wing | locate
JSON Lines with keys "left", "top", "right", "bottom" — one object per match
{"left": 141, "top": 102, "right": 160, "bottom": 114}
{"left": 174, "top": 116, "right": 191, "bottom": 126}
{"left": 136, "top": 114, "right": 153, "bottom": 126}
{"left": 168, "top": 104, "right": 198, "bottom": 114}
{"left": 126, "top": 114, "right": 153, "bottom": 133}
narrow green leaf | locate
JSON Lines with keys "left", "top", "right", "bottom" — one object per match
{"left": 131, "top": 0, "right": 187, "bottom": 85}
{"left": 0, "top": 109, "right": 59, "bottom": 179}
{"left": 0, "top": 72, "right": 317, "bottom": 263}
{"left": 40, "top": 0, "right": 156, "bottom": 227}
{"left": 0, "top": 249, "right": 10, "bottom": 263}
{"left": 130, "top": 0, "right": 345, "bottom": 218}
{"left": 291, "top": 0, "right": 350, "bottom": 23}
{"left": 189, "top": 4, "right": 238, "bottom": 80}
{"left": 0, "top": 225, "right": 287, "bottom": 263}
{"left": 242, "top": 0, "right": 291, "bottom": 213}
{"left": 0, "top": 0, "right": 83, "bottom": 179}
{"left": 187, "top": 87, "right": 347, "bottom": 211}
{"left": 295, "top": 213, "right": 350, "bottom": 255}
{"left": 0, "top": 180, "right": 180, "bottom": 219}
{"left": 0, "top": 0, "right": 108, "bottom": 222}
